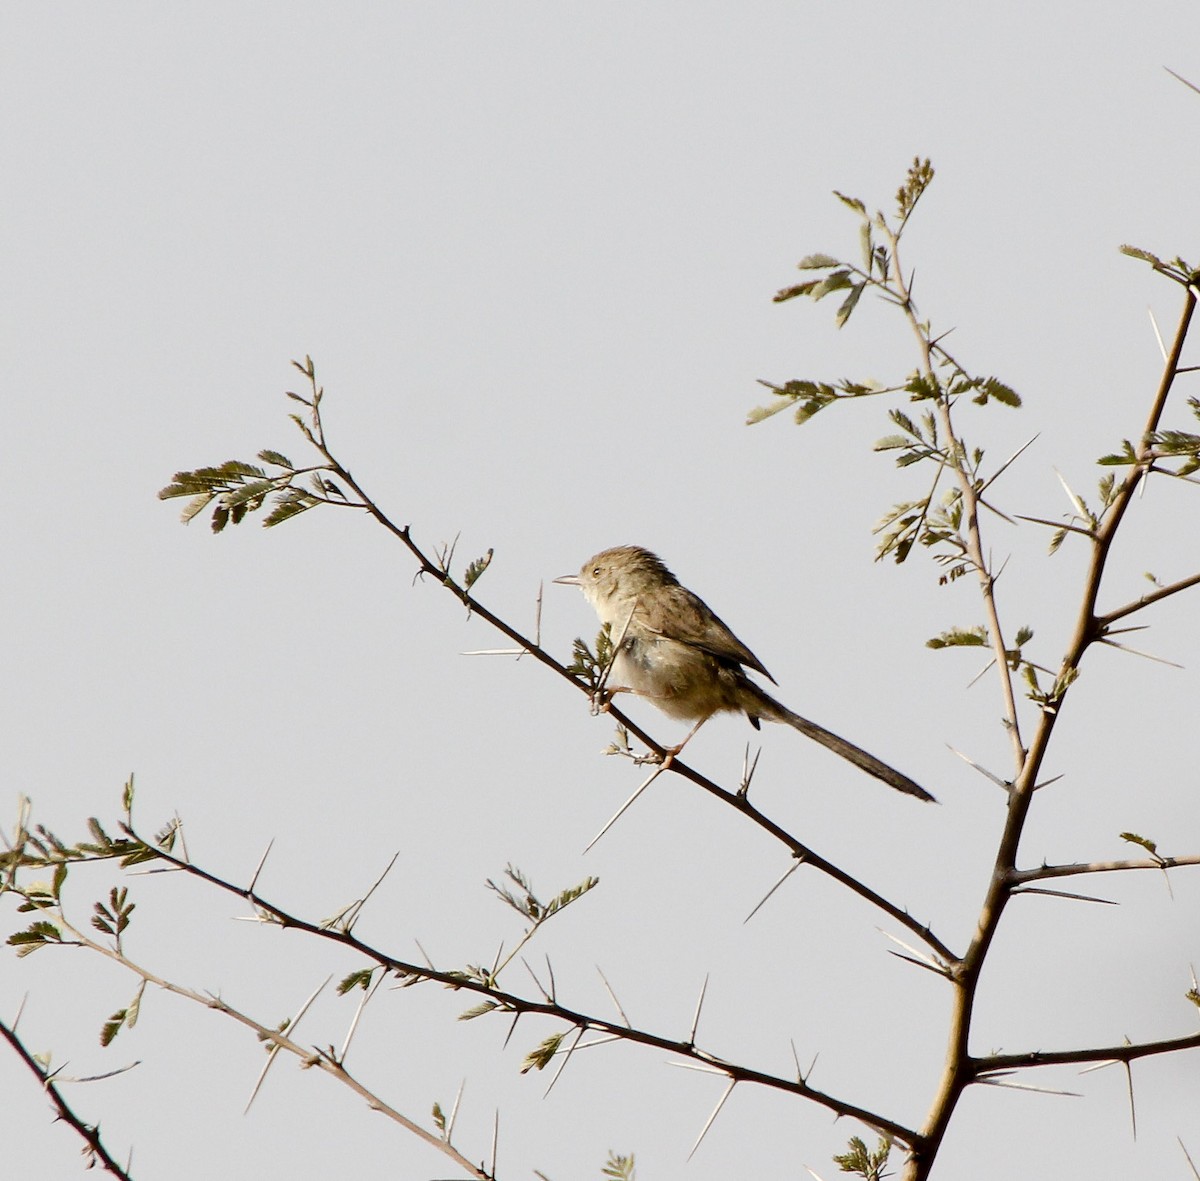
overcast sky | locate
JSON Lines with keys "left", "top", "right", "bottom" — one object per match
{"left": 4, "top": 5, "right": 1199, "bottom": 1180}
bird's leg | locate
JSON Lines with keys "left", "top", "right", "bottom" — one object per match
{"left": 659, "top": 713, "right": 712, "bottom": 763}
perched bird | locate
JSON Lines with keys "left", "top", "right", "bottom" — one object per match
{"left": 556, "top": 545, "right": 933, "bottom": 802}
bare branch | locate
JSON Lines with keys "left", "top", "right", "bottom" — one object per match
{"left": 1012, "top": 854, "right": 1200, "bottom": 884}
{"left": 103, "top": 826, "right": 921, "bottom": 1144}
{"left": 0, "top": 1017, "right": 134, "bottom": 1180}
{"left": 976, "top": 1029, "right": 1200, "bottom": 1073}
{"left": 1098, "top": 569, "right": 1200, "bottom": 627}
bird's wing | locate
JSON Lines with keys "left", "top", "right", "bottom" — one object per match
{"left": 637, "top": 586, "right": 776, "bottom": 684}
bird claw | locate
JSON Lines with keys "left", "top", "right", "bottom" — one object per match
{"left": 633, "top": 746, "right": 678, "bottom": 768}
{"left": 588, "top": 689, "right": 614, "bottom": 717}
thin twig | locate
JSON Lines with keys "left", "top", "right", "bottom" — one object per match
{"left": 1011, "top": 854, "right": 1200, "bottom": 884}
{"left": 977, "top": 1029, "right": 1200, "bottom": 1072}
{"left": 1098, "top": 569, "right": 1200, "bottom": 627}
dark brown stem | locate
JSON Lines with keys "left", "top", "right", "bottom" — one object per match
{"left": 121, "top": 825, "right": 921, "bottom": 1144}
{"left": 297, "top": 399, "right": 954, "bottom": 963}
{"left": 0, "top": 1018, "right": 133, "bottom": 1180}
{"left": 977, "top": 1030, "right": 1200, "bottom": 1073}
{"left": 907, "top": 283, "right": 1198, "bottom": 1180}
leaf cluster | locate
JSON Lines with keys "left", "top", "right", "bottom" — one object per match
{"left": 1100, "top": 399, "right": 1200, "bottom": 479}
{"left": 566, "top": 625, "right": 617, "bottom": 693}
{"left": 601, "top": 1152, "right": 636, "bottom": 1180}
{"left": 157, "top": 452, "right": 346, "bottom": 533}
{"left": 1118, "top": 244, "right": 1198, "bottom": 287}
{"left": 833, "top": 1135, "right": 893, "bottom": 1180}
{"left": 486, "top": 863, "right": 599, "bottom": 926}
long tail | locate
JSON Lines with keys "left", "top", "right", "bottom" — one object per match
{"left": 743, "top": 683, "right": 935, "bottom": 803}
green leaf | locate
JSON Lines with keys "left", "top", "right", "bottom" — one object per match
{"left": 832, "top": 190, "right": 866, "bottom": 215}
{"left": 905, "top": 372, "right": 941, "bottom": 401}
{"left": 602, "top": 1153, "right": 637, "bottom": 1181}
{"left": 873, "top": 435, "right": 911, "bottom": 452}
{"left": 126, "top": 983, "right": 143, "bottom": 1029}
{"left": 87, "top": 818, "right": 113, "bottom": 848}
{"left": 1097, "top": 440, "right": 1138, "bottom": 465}
{"left": 895, "top": 157, "right": 935, "bottom": 222}
{"left": 100, "top": 1009, "right": 128, "bottom": 1047}
{"left": 746, "top": 399, "right": 794, "bottom": 425}
{"left": 835, "top": 282, "right": 864, "bottom": 328}
{"left": 926, "top": 626, "right": 989, "bottom": 650}
{"left": 972, "top": 376, "right": 1022, "bottom": 408}
{"left": 520, "top": 1032, "right": 564, "bottom": 1072}
{"left": 1119, "top": 831, "right": 1159, "bottom": 856}
{"left": 833, "top": 1134, "right": 892, "bottom": 1180}
{"left": 221, "top": 478, "right": 277, "bottom": 509}
{"left": 262, "top": 490, "right": 319, "bottom": 527}
{"left": 178, "top": 493, "right": 214, "bottom": 524}
{"left": 809, "top": 270, "right": 854, "bottom": 301}
{"left": 8, "top": 920, "right": 63, "bottom": 956}
{"left": 463, "top": 549, "right": 494, "bottom": 592}
{"left": 796, "top": 253, "right": 841, "bottom": 270}
{"left": 1119, "top": 244, "right": 1164, "bottom": 268}
{"left": 773, "top": 279, "right": 822, "bottom": 303}
{"left": 858, "top": 221, "right": 873, "bottom": 270}
{"left": 458, "top": 1001, "right": 498, "bottom": 1021}
{"left": 338, "top": 968, "right": 375, "bottom": 994}
{"left": 1149, "top": 429, "right": 1200, "bottom": 454}
{"left": 257, "top": 449, "right": 293, "bottom": 468}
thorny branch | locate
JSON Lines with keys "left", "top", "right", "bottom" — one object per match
{"left": 762, "top": 167, "right": 1200, "bottom": 1179}
{"left": 170, "top": 360, "right": 955, "bottom": 967}
{"left": 14, "top": 166, "right": 1194, "bottom": 1180}
{"left": 976, "top": 1030, "right": 1200, "bottom": 1074}
{"left": 1011, "top": 854, "right": 1200, "bottom": 885}
{"left": 910, "top": 265, "right": 1199, "bottom": 1179}
{"left": 5, "top": 892, "right": 496, "bottom": 1181}
{"left": 883, "top": 222, "right": 1026, "bottom": 771}
{"left": 111, "top": 824, "right": 922, "bottom": 1144}
{"left": 0, "top": 1016, "right": 134, "bottom": 1180}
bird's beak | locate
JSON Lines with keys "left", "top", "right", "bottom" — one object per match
{"left": 553, "top": 573, "right": 581, "bottom": 586}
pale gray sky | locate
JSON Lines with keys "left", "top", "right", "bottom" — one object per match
{"left": 4, "top": 5, "right": 1199, "bottom": 1179}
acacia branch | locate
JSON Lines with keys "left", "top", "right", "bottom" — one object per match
{"left": 976, "top": 1030, "right": 1200, "bottom": 1073}
{"left": 1098, "top": 569, "right": 1200, "bottom": 628}
{"left": 109, "top": 826, "right": 921, "bottom": 1145}
{"left": 280, "top": 374, "right": 954, "bottom": 964}
{"left": 0, "top": 1016, "right": 134, "bottom": 1180}
{"left": 25, "top": 906, "right": 495, "bottom": 1181}
{"left": 1011, "top": 854, "right": 1200, "bottom": 884}
{"left": 884, "top": 224, "right": 1025, "bottom": 771}
{"left": 908, "top": 280, "right": 1199, "bottom": 1181}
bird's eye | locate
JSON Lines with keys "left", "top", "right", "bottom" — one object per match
{"left": 592, "top": 566, "right": 602, "bottom": 577}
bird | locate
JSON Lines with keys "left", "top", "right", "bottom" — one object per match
{"left": 555, "top": 545, "right": 933, "bottom": 802}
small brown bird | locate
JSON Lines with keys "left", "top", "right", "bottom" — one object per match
{"left": 556, "top": 545, "right": 933, "bottom": 802}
